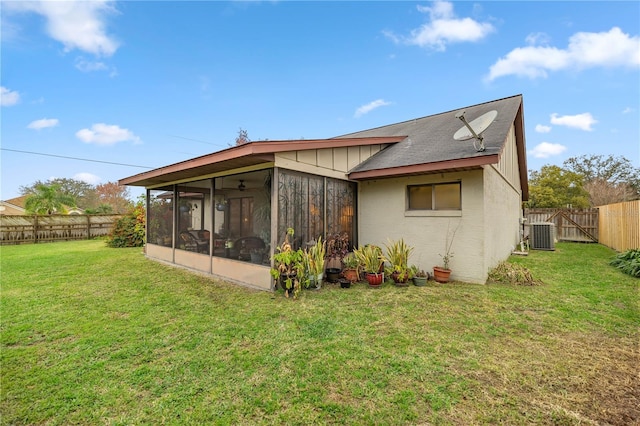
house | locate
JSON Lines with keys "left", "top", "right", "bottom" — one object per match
{"left": 0, "top": 196, "right": 27, "bottom": 216}
{"left": 119, "top": 94, "right": 528, "bottom": 288}
{"left": 0, "top": 195, "right": 84, "bottom": 215}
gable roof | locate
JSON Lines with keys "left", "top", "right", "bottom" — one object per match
{"left": 3, "top": 195, "right": 28, "bottom": 209}
{"left": 120, "top": 95, "right": 527, "bottom": 199}
{"left": 0, "top": 199, "right": 27, "bottom": 215}
{"left": 340, "top": 94, "right": 528, "bottom": 199}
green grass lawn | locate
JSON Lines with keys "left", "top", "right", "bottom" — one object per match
{"left": 1, "top": 240, "right": 638, "bottom": 425}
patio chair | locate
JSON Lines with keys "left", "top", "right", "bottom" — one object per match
{"left": 179, "top": 231, "right": 209, "bottom": 253}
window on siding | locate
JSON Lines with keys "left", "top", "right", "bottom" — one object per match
{"left": 408, "top": 182, "right": 461, "bottom": 210}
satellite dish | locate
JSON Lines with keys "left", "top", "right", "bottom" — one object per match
{"left": 453, "top": 110, "right": 498, "bottom": 152}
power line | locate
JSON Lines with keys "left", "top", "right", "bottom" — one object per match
{"left": 167, "top": 134, "right": 223, "bottom": 146}
{"left": 1, "top": 148, "right": 154, "bottom": 169}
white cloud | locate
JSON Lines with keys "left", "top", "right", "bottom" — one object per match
{"left": 384, "top": 0, "right": 494, "bottom": 51}
{"left": 27, "top": 118, "right": 59, "bottom": 130}
{"left": 528, "top": 142, "right": 567, "bottom": 159}
{"left": 5, "top": 0, "right": 119, "bottom": 57}
{"left": 622, "top": 107, "right": 634, "bottom": 114}
{"left": 550, "top": 112, "right": 597, "bottom": 131}
{"left": 1, "top": 86, "right": 20, "bottom": 106}
{"left": 76, "top": 123, "right": 142, "bottom": 146}
{"left": 535, "top": 124, "right": 551, "bottom": 133}
{"left": 74, "top": 172, "right": 101, "bottom": 185}
{"left": 525, "top": 32, "right": 551, "bottom": 46}
{"left": 74, "top": 57, "right": 107, "bottom": 72}
{"left": 487, "top": 27, "right": 640, "bottom": 81}
{"left": 354, "top": 99, "right": 392, "bottom": 118}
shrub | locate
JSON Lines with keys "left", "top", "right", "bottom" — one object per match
{"left": 609, "top": 249, "right": 640, "bottom": 278}
{"left": 106, "top": 201, "right": 145, "bottom": 248}
{"left": 488, "top": 261, "right": 542, "bottom": 286}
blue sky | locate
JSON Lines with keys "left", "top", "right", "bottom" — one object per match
{"left": 2, "top": 0, "right": 639, "bottom": 201}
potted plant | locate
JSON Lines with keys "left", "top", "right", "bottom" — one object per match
{"left": 411, "top": 266, "right": 429, "bottom": 286}
{"left": 341, "top": 252, "right": 360, "bottom": 283}
{"left": 338, "top": 277, "right": 351, "bottom": 288}
{"left": 433, "top": 221, "right": 460, "bottom": 283}
{"left": 250, "top": 247, "right": 264, "bottom": 264}
{"left": 305, "top": 236, "right": 326, "bottom": 289}
{"left": 384, "top": 238, "right": 414, "bottom": 286}
{"left": 325, "top": 232, "right": 350, "bottom": 282}
{"left": 354, "top": 244, "right": 384, "bottom": 287}
{"left": 270, "top": 228, "right": 306, "bottom": 298}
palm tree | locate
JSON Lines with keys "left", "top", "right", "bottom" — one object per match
{"left": 24, "top": 183, "right": 76, "bottom": 215}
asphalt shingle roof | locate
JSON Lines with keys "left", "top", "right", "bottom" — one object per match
{"left": 336, "top": 94, "right": 523, "bottom": 174}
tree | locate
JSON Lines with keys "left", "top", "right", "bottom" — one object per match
{"left": 563, "top": 154, "right": 640, "bottom": 204}
{"left": 85, "top": 204, "right": 114, "bottom": 214}
{"left": 583, "top": 179, "right": 636, "bottom": 207}
{"left": 235, "top": 128, "right": 250, "bottom": 146}
{"left": 563, "top": 154, "right": 640, "bottom": 186}
{"left": 24, "top": 183, "right": 76, "bottom": 215}
{"left": 20, "top": 178, "right": 98, "bottom": 209}
{"left": 106, "top": 198, "right": 145, "bottom": 248}
{"left": 526, "top": 165, "right": 590, "bottom": 208}
{"left": 95, "top": 182, "right": 132, "bottom": 214}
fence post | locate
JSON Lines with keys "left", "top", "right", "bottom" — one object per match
{"left": 87, "top": 215, "right": 91, "bottom": 240}
{"left": 33, "top": 215, "right": 38, "bottom": 244}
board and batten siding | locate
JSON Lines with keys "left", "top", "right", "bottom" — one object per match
{"left": 274, "top": 145, "right": 385, "bottom": 179}
{"left": 494, "top": 124, "right": 521, "bottom": 191}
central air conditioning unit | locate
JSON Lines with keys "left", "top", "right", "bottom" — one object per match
{"left": 530, "top": 222, "right": 555, "bottom": 251}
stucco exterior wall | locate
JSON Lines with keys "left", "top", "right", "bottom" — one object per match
{"left": 146, "top": 243, "right": 271, "bottom": 291}
{"left": 146, "top": 243, "right": 174, "bottom": 263}
{"left": 358, "top": 170, "right": 487, "bottom": 283}
{"left": 482, "top": 166, "right": 522, "bottom": 276}
{"left": 482, "top": 125, "right": 524, "bottom": 277}
{"left": 211, "top": 257, "right": 271, "bottom": 291}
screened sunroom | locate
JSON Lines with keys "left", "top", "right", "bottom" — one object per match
{"left": 120, "top": 136, "right": 398, "bottom": 290}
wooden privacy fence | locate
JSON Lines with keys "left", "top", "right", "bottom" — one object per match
{"left": 0, "top": 214, "right": 122, "bottom": 245}
{"left": 524, "top": 208, "right": 599, "bottom": 243}
{"left": 598, "top": 200, "right": 640, "bottom": 252}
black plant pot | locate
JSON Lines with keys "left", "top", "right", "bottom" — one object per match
{"left": 278, "top": 273, "right": 297, "bottom": 290}
{"left": 339, "top": 278, "right": 351, "bottom": 288}
{"left": 326, "top": 268, "right": 341, "bottom": 283}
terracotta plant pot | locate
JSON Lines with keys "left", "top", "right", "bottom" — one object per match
{"left": 433, "top": 266, "right": 451, "bottom": 283}
{"left": 365, "top": 272, "right": 384, "bottom": 287}
{"left": 391, "top": 271, "right": 409, "bottom": 287}
{"left": 342, "top": 268, "right": 359, "bottom": 283}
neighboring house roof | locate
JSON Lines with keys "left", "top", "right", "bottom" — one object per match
{"left": 0, "top": 199, "right": 26, "bottom": 215}
{"left": 338, "top": 94, "right": 527, "bottom": 198}
{"left": 0, "top": 195, "right": 83, "bottom": 215}
{"left": 4, "top": 195, "right": 28, "bottom": 209}
{"left": 120, "top": 95, "right": 527, "bottom": 198}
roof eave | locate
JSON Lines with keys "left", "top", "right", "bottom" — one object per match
{"left": 119, "top": 136, "right": 406, "bottom": 187}
{"left": 348, "top": 155, "right": 499, "bottom": 180}
{"left": 514, "top": 102, "right": 529, "bottom": 201}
